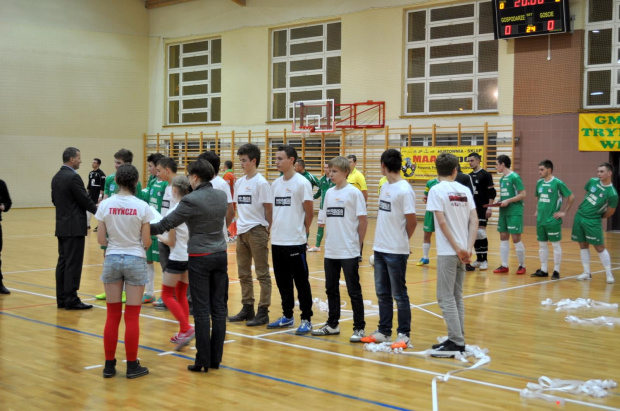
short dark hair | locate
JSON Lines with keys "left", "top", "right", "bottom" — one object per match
{"left": 224, "top": 160, "right": 233, "bottom": 169}
{"left": 198, "top": 151, "right": 221, "bottom": 175}
{"left": 277, "top": 145, "right": 298, "bottom": 163}
{"left": 497, "top": 154, "right": 511, "bottom": 169}
{"left": 538, "top": 159, "right": 553, "bottom": 171}
{"left": 187, "top": 159, "right": 214, "bottom": 183}
{"left": 147, "top": 153, "right": 164, "bottom": 165}
{"left": 157, "top": 156, "right": 178, "bottom": 173}
{"left": 62, "top": 147, "right": 80, "bottom": 163}
{"left": 115, "top": 164, "right": 139, "bottom": 195}
{"left": 467, "top": 152, "right": 481, "bottom": 161}
{"left": 295, "top": 159, "right": 306, "bottom": 169}
{"left": 93, "top": 158, "right": 101, "bottom": 165}
{"left": 237, "top": 143, "right": 262, "bottom": 167}
{"left": 347, "top": 154, "right": 357, "bottom": 163}
{"left": 599, "top": 162, "right": 615, "bottom": 173}
{"left": 380, "top": 149, "right": 402, "bottom": 173}
{"left": 114, "top": 149, "right": 133, "bottom": 164}
{"left": 436, "top": 153, "right": 459, "bottom": 177}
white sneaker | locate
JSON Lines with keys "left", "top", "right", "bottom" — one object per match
{"left": 390, "top": 333, "right": 412, "bottom": 349}
{"left": 307, "top": 246, "right": 321, "bottom": 252}
{"left": 479, "top": 261, "right": 488, "bottom": 270}
{"left": 576, "top": 273, "right": 591, "bottom": 281}
{"left": 311, "top": 324, "right": 340, "bottom": 336}
{"left": 470, "top": 261, "right": 481, "bottom": 268}
{"left": 606, "top": 272, "right": 615, "bottom": 284}
{"left": 350, "top": 329, "right": 365, "bottom": 342}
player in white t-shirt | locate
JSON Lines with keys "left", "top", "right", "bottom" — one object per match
{"left": 267, "top": 145, "right": 314, "bottom": 335}
{"left": 311, "top": 156, "right": 368, "bottom": 342}
{"left": 96, "top": 164, "right": 154, "bottom": 379}
{"left": 425, "top": 153, "right": 478, "bottom": 358}
{"left": 361, "top": 149, "right": 417, "bottom": 350}
{"left": 198, "top": 151, "right": 235, "bottom": 239}
{"left": 228, "top": 143, "right": 273, "bottom": 326}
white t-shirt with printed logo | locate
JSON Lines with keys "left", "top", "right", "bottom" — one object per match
{"left": 373, "top": 179, "right": 416, "bottom": 255}
{"left": 426, "top": 180, "right": 476, "bottom": 256}
{"left": 96, "top": 194, "right": 156, "bottom": 258}
{"left": 167, "top": 202, "right": 189, "bottom": 262}
{"left": 234, "top": 173, "right": 272, "bottom": 234}
{"left": 161, "top": 185, "right": 174, "bottom": 217}
{"left": 321, "top": 184, "right": 367, "bottom": 259}
{"left": 271, "top": 173, "right": 313, "bottom": 246}
{"left": 211, "top": 175, "right": 233, "bottom": 240}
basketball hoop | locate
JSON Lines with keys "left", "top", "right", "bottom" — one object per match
{"left": 299, "top": 125, "right": 315, "bottom": 139}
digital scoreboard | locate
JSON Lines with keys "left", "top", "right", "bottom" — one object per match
{"left": 492, "top": 0, "right": 571, "bottom": 40}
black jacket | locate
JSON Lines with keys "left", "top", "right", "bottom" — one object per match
{"left": 51, "top": 166, "right": 98, "bottom": 237}
{"left": 0, "top": 179, "right": 11, "bottom": 222}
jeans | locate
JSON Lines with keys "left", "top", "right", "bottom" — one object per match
{"left": 188, "top": 251, "right": 228, "bottom": 367}
{"left": 324, "top": 257, "right": 365, "bottom": 331}
{"left": 271, "top": 244, "right": 313, "bottom": 320}
{"left": 236, "top": 225, "right": 271, "bottom": 308}
{"left": 373, "top": 251, "right": 411, "bottom": 336}
{"left": 101, "top": 254, "right": 148, "bottom": 286}
{"left": 436, "top": 255, "right": 465, "bottom": 345}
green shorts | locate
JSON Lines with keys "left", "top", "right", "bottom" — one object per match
{"left": 536, "top": 222, "right": 562, "bottom": 242}
{"left": 423, "top": 210, "right": 435, "bottom": 233}
{"left": 497, "top": 214, "right": 523, "bottom": 234}
{"left": 146, "top": 237, "right": 160, "bottom": 262}
{"left": 571, "top": 214, "right": 604, "bottom": 246}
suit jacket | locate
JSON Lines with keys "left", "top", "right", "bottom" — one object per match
{"left": 51, "top": 165, "right": 98, "bottom": 237}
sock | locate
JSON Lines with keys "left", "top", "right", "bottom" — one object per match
{"left": 163, "top": 284, "right": 190, "bottom": 333}
{"left": 500, "top": 241, "right": 510, "bottom": 267}
{"left": 580, "top": 249, "right": 591, "bottom": 274}
{"left": 515, "top": 241, "right": 525, "bottom": 266}
{"left": 423, "top": 243, "right": 431, "bottom": 259}
{"left": 474, "top": 239, "right": 482, "bottom": 261}
{"left": 124, "top": 304, "right": 142, "bottom": 362}
{"left": 538, "top": 242, "right": 549, "bottom": 272}
{"left": 176, "top": 282, "right": 191, "bottom": 330}
{"left": 146, "top": 264, "right": 155, "bottom": 295}
{"left": 598, "top": 249, "right": 612, "bottom": 274}
{"left": 552, "top": 242, "right": 562, "bottom": 273}
{"left": 315, "top": 227, "right": 324, "bottom": 247}
{"left": 104, "top": 302, "right": 123, "bottom": 361}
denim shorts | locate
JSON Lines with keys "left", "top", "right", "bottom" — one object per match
{"left": 101, "top": 254, "right": 148, "bottom": 286}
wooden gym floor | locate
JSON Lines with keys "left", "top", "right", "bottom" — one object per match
{"left": 1, "top": 208, "right": 619, "bottom": 410}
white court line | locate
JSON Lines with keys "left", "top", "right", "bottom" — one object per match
{"left": 3, "top": 264, "right": 103, "bottom": 275}
{"left": 84, "top": 364, "right": 102, "bottom": 369}
{"left": 158, "top": 351, "right": 176, "bottom": 356}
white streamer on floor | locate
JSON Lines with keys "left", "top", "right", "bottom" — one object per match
{"left": 520, "top": 376, "right": 617, "bottom": 405}
{"left": 541, "top": 298, "right": 618, "bottom": 311}
{"left": 565, "top": 315, "right": 620, "bottom": 325}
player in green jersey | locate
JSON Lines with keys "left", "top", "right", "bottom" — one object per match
{"left": 531, "top": 160, "right": 574, "bottom": 280}
{"left": 573, "top": 162, "right": 618, "bottom": 284}
{"left": 295, "top": 159, "right": 321, "bottom": 247}
{"left": 417, "top": 178, "right": 439, "bottom": 266}
{"left": 308, "top": 162, "right": 335, "bottom": 252}
{"left": 493, "top": 155, "right": 527, "bottom": 275}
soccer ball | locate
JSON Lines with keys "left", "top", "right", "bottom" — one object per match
{"left": 369, "top": 255, "right": 374, "bottom": 266}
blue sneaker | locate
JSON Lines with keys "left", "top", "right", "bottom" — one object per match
{"left": 416, "top": 258, "right": 430, "bottom": 266}
{"left": 295, "top": 319, "right": 312, "bottom": 335}
{"left": 266, "top": 316, "right": 294, "bottom": 329}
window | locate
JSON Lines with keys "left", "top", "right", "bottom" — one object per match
{"left": 584, "top": 0, "right": 620, "bottom": 108}
{"left": 271, "top": 22, "right": 341, "bottom": 121}
{"left": 167, "top": 38, "right": 222, "bottom": 125}
{"left": 405, "top": 2, "right": 498, "bottom": 115}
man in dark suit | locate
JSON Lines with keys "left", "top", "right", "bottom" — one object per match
{"left": 51, "top": 147, "right": 98, "bottom": 310}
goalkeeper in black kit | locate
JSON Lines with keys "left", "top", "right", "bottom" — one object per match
{"left": 467, "top": 152, "right": 496, "bottom": 270}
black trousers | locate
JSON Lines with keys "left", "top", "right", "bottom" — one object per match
{"left": 324, "top": 257, "right": 366, "bottom": 331}
{"left": 0, "top": 222, "right": 3, "bottom": 281}
{"left": 271, "top": 244, "right": 313, "bottom": 320}
{"left": 55, "top": 236, "right": 85, "bottom": 307}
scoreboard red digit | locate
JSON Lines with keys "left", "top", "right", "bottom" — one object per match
{"left": 492, "top": 0, "right": 571, "bottom": 39}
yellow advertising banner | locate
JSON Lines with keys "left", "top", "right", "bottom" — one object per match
{"left": 579, "top": 113, "right": 620, "bottom": 151}
{"left": 400, "top": 146, "right": 485, "bottom": 180}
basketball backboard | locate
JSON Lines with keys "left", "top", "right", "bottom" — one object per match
{"left": 292, "top": 99, "right": 335, "bottom": 134}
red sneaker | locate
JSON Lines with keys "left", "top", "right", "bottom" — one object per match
{"left": 493, "top": 266, "right": 509, "bottom": 274}
{"left": 516, "top": 266, "right": 526, "bottom": 275}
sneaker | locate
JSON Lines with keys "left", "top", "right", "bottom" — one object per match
{"left": 360, "top": 330, "right": 390, "bottom": 343}
{"left": 121, "top": 291, "right": 126, "bottom": 303}
{"left": 465, "top": 264, "right": 475, "bottom": 272}
{"left": 551, "top": 271, "right": 560, "bottom": 280}
{"left": 350, "top": 329, "right": 365, "bottom": 342}
{"left": 175, "top": 327, "right": 196, "bottom": 351}
{"left": 416, "top": 258, "right": 430, "bottom": 266}
{"left": 470, "top": 261, "right": 481, "bottom": 268}
{"left": 479, "top": 261, "right": 488, "bottom": 270}
{"left": 295, "top": 319, "right": 312, "bottom": 335}
{"left": 170, "top": 333, "right": 179, "bottom": 343}
{"left": 227, "top": 236, "right": 236, "bottom": 243}
{"left": 95, "top": 292, "right": 106, "bottom": 300}
{"left": 493, "top": 266, "right": 509, "bottom": 274}
{"left": 142, "top": 294, "right": 154, "bottom": 304}
{"left": 432, "top": 338, "right": 448, "bottom": 349}
{"left": 311, "top": 324, "right": 340, "bottom": 336}
{"left": 126, "top": 360, "right": 149, "bottom": 379}
{"left": 530, "top": 269, "right": 548, "bottom": 278}
{"left": 430, "top": 339, "right": 465, "bottom": 358}
{"left": 607, "top": 272, "right": 615, "bottom": 284}
{"left": 390, "top": 333, "right": 412, "bottom": 349}
{"left": 307, "top": 246, "right": 321, "bottom": 252}
{"left": 516, "top": 266, "right": 526, "bottom": 275}
{"left": 153, "top": 297, "right": 167, "bottom": 309}
{"left": 103, "top": 359, "right": 116, "bottom": 378}
{"left": 576, "top": 273, "right": 591, "bottom": 281}
{"left": 266, "top": 316, "right": 294, "bottom": 329}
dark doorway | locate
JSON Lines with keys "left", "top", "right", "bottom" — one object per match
{"left": 609, "top": 152, "right": 620, "bottom": 231}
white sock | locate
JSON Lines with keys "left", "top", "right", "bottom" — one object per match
{"left": 552, "top": 242, "right": 562, "bottom": 273}
{"left": 538, "top": 242, "right": 549, "bottom": 272}
{"left": 423, "top": 243, "right": 431, "bottom": 259}
{"left": 146, "top": 263, "right": 155, "bottom": 295}
{"left": 500, "top": 241, "right": 510, "bottom": 267}
{"left": 580, "top": 249, "right": 591, "bottom": 274}
{"left": 598, "top": 249, "right": 612, "bottom": 274}
{"left": 515, "top": 241, "right": 525, "bottom": 266}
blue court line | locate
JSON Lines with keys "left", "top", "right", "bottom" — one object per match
{"left": 0, "top": 310, "right": 413, "bottom": 410}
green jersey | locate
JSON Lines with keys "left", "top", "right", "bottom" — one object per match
{"left": 314, "top": 175, "right": 335, "bottom": 209}
{"left": 499, "top": 172, "right": 524, "bottom": 216}
{"left": 142, "top": 177, "right": 168, "bottom": 212}
{"left": 536, "top": 177, "right": 572, "bottom": 225}
{"left": 576, "top": 178, "right": 618, "bottom": 219}
{"left": 300, "top": 170, "right": 320, "bottom": 198}
{"left": 424, "top": 178, "right": 439, "bottom": 198}
{"left": 103, "top": 173, "right": 142, "bottom": 198}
